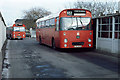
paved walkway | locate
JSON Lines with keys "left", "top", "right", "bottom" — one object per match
{"left": 0, "top": 40, "right": 7, "bottom": 79}
{"left": 0, "top": 51, "right": 2, "bottom": 79}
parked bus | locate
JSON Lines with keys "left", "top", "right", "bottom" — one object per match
{"left": 7, "top": 24, "right": 26, "bottom": 39}
{"left": 36, "top": 9, "right": 93, "bottom": 49}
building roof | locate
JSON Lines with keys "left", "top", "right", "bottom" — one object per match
{"left": 0, "top": 12, "right": 6, "bottom": 26}
{"left": 15, "top": 19, "right": 36, "bottom": 23}
{"left": 93, "top": 13, "right": 120, "bottom": 19}
{"left": 15, "top": 19, "right": 37, "bottom": 29}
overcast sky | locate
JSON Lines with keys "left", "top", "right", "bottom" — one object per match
{"left": 0, "top": 0, "right": 119, "bottom": 26}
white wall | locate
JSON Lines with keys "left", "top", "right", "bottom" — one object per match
{"left": 30, "top": 28, "right": 36, "bottom": 38}
{"left": 113, "top": 39, "right": 120, "bottom": 53}
{"left": 0, "top": 17, "right": 6, "bottom": 52}
{"left": 118, "top": 40, "right": 120, "bottom": 53}
{"left": 96, "top": 38, "right": 119, "bottom": 53}
{"left": 97, "top": 38, "right": 112, "bottom": 52}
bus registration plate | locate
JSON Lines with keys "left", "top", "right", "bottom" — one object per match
{"left": 17, "top": 36, "right": 21, "bottom": 38}
{"left": 74, "top": 45, "right": 82, "bottom": 48}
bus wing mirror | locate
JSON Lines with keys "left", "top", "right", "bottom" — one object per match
{"left": 55, "top": 18, "right": 57, "bottom": 23}
{"left": 91, "top": 20, "right": 93, "bottom": 24}
{"left": 55, "top": 18, "right": 57, "bottom": 28}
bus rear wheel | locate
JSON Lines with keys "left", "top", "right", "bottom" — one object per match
{"left": 52, "top": 39, "right": 56, "bottom": 49}
{"left": 39, "top": 37, "right": 42, "bottom": 45}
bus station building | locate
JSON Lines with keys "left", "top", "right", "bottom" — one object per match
{"left": 93, "top": 14, "right": 120, "bottom": 54}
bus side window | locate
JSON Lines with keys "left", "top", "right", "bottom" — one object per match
{"left": 56, "top": 18, "right": 59, "bottom": 31}
{"left": 41, "top": 21, "right": 44, "bottom": 28}
{"left": 49, "top": 19, "right": 52, "bottom": 27}
{"left": 46, "top": 20, "right": 49, "bottom": 28}
{"left": 37, "top": 22, "right": 39, "bottom": 29}
{"left": 44, "top": 21, "right": 46, "bottom": 28}
{"left": 50, "top": 18, "right": 55, "bottom": 28}
{"left": 39, "top": 22, "right": 41, "bottom": 29}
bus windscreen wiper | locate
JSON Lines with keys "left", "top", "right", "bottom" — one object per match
{"left": 68, "top": 27, "right": 75, "bottom": 30}
{"left": 79, "top": 18, "right": 84, "bottom": 27}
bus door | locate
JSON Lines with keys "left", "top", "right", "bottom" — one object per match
{"left": 55, "top": 17, "right": 60, "bottom": 47}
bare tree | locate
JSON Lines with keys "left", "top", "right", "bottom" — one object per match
{"left": 69, "top": 1, "right": 117, "bottom": 17}
{"left": 23, "top": 7, "right": 51, "bottom": 19}
{"left": 21, "top": 7, "right": 51, "bottom": 29}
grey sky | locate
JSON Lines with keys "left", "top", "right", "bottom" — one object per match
{"left": 0, "top": 0, "right": 119, "bottom": 26}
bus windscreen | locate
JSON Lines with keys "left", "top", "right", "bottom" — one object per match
{"left": 13, "top": 27, "right": 25, "bottom": 32}
{"left": 60, "top": 17, "right": 91, "bottom": 30}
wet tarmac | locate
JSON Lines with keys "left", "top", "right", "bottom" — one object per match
{"left": 23, "top": 49, "right": 66, "bottom": 78}
{"left": 2, "top": 38, "right": 119, "bottom": 78}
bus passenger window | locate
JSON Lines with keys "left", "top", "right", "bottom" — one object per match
{"left": 46, "top": 20, "right": 50, "bottom": 27}
{"left": 50, "top": 18, "right": 55, "bottom": 27}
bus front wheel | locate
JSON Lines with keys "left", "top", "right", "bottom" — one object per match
{"left": 10, "top": 35, "right": 12, "bottom": 40}
{"left": 52, "top": 39, "right": 56, "bottom": 49}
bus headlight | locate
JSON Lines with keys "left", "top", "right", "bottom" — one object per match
{"left": 90, "top": 32, "right": 92, "bottom": 35}
{"left": 64, "top": 39, "right": 68, "bottom": 43}
{"left": 63, "top": 32, "right": 66, "bottom": 36}
{"left": 89, "top": 44, "right": 91, "bottom": 47}
{"left": 23, "top": 35, "right": 25, "bottom": 37}
{"left": 88, "top": 38, "right": 91, "bottom": 42}
{"left": 64, "top": 44, "right": 67, "bottom": 47}
{"left": 14, "top": 34, "right": 15, "bottom": 37}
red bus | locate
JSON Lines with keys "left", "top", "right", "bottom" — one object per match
{"left": 36, "top": 9, "right": 93, "bottom": 49}
{"left": 8, "top": 24, "right": 26, "bottom": 39}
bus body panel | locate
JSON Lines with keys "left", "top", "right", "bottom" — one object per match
{"left": 54, "top": 31, "right": 60, "bottom": 48}
{"left": 12, "top": 31, "right": 26, "bottom": 39}
{"left": 36, "top": 29, "right": 39, "bottom": 41}
{"left": 41, "top": 28, "right": 55, "bottom": 46}
{"left": 36, "top": 27, "right": 60, "bottom": 47}
{"left": 59, "top": 30, "right": 93, "bottom": 48}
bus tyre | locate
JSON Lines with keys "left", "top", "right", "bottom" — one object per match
{"left": 52, "top": 39, "right": 56, "bottom": 49}
{"left": 39, "top": 37, "right": 42, "bottom": 45}
{"left": 6, "top": 34, "right": 9, "bottom": 39}
{"left": 10, "top": 36, "right": 12, "bottom": 40}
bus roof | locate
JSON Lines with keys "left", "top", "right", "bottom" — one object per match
{"left": 12, "top": 24, "right": 26, "bottom": 29}
{"left": 36, "top": 9, "right": 91, "bottom": 23}
{"left": 13, "top": 24, "right": 25, "bottom": 27}
{"left": 36, "top": 13, "right": 59, "bottom": 23}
